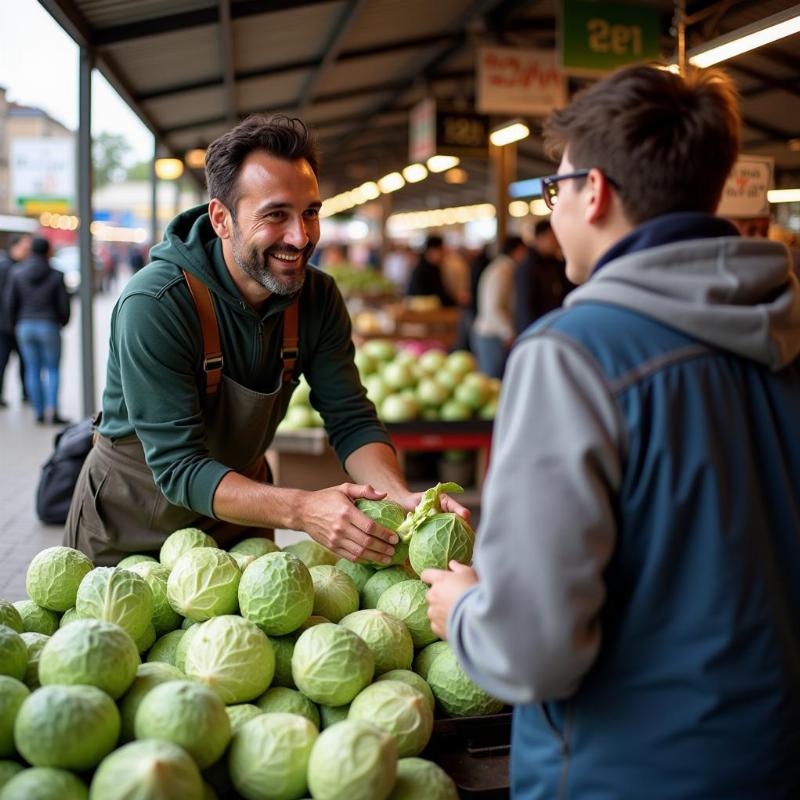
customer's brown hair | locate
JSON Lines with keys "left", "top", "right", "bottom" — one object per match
{"left": 205, "top": 114, "right": 319, "bottom": 220}
{"left": 543, "top": 65, "right": 740, "bottom": 224}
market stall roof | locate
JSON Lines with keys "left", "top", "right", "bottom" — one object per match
{"left": 40, "top": 0, "right": 800, "bottom": 210}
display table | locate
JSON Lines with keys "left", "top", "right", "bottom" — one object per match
{"left": 267, "top": 420, "right": 493, "bottom": 494}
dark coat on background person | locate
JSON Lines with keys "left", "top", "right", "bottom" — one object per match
{"left": 513, "top": 248, "right": 572, "bottom": 335}
{"left": 406, "top": 256, "right": 456, "bottom": 307}
{"left": 0, "top": 254, "right": 21, "bottom": 334}
{"left": 4, "top": 254, "right": 71, "bottom": 329}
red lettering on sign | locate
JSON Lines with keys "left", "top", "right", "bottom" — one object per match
{"left": 484, "top": 53, "right": 560, "bottom": 89}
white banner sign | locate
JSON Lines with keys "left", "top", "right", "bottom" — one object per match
{"left": 477, "top": 46, "right": 566, "bottom": 116}
{"left": 10, "top": 138, "right": 75, "bottom": 208}
{"left": 409, "top": 98, "right": 437, "bottom": 163}
{"left": 717, "top": 154, "right": 773, "bottom": 218}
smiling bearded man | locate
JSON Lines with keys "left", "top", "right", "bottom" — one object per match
{"left": 65, "top": 114, "right": 468, "bottom": 566}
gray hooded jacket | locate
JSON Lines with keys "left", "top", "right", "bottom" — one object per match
{"left": 449, "top": 235, "right": 800, "bottom": 705}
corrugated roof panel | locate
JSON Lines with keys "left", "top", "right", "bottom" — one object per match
{"left": 168, "top": 122, "right": 231, "bottom": 153}
{"left": 233, "top": 3, "right": 348, "bottom": 72}
{"left": 731, "top": 49, "right": 798, "bottom": 80}
{"left": 314, "top": 47, "right": 441, "bottom": 96}
{"left": 106, "top": 26, "right": 220, "bottom": 93}
{"left": 342, "top": 0, "right": 469, "bottom": 51}
{"left": 143, "top": 87, "right": 227, "bottom": 129}
{"left": 236, "top": 71, "right": 310, "bottom": 114}
{"left": 741, "top": 92, "right": 800, "bottom": 137}
{"left": 303, "top": 93, "right": 395, "bottom": 127}
{"left": 79, "top": 0, "right": 213, "bottom": 29}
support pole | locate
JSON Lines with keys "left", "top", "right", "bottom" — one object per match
{"left": 492, "top": 142, "right": 516, "bottom": 247}
{"left": 77, "top": 47, "right": 95, "bottom": 416}
{"left": 676, "top": 0, "right": 687, "bottom": 75}
{"left": 150, "top": 142, "right": 158, "bottom": 248}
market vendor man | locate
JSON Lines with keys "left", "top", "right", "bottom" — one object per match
{"left": 65, "top": 114, "right": 464, "bottom": 565}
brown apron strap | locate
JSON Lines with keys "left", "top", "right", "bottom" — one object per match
{"left": 183, "top": 269, "right": 299, "bottom": 390}
{"left": 183, "top": 270, "right": 223, "bottom": 395}
{"left": 282, "top": 297, "right": 299, "bottom": 382}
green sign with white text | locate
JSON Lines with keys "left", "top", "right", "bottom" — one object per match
{"left": 561, "top": 0, "right": 662, "bottom": 75}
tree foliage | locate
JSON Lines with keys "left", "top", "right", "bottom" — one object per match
{"left": 93, "top": 132, "right": 132, "bottom": 186}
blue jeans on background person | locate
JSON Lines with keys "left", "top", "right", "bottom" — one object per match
{"left": 15, "top": 320, "right": 61, "bottom": 422}
{"left": 471, "top": 332, "right": 509, "bottom": 379}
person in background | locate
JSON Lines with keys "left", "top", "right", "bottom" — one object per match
{"left": 0, "top": 233, "right": 32, "bottom": 407}
{"left": 513, "top": 218, "right": 570, "bottom": 336}
{"left": 470, "top": 235, "right": 527, "bottom": 378}
{"left": 383, "top": 242, "right": 415, "bottom": 291}
{"left": 406, "top": 234, "right": 456, "bottom": 307}
{"left": 453, "top": 243, "right": 492, "bottom": 352}
{"left": 424, "top": 64, "right": 800, "bottom": 798}
{"left": 320, "top": 243, "right": 348, "bottom": 270}
{"left": 4, "top": 237, "right": 70, "bottom": 425}
{"left": 128, "top": 244, "right": 146, "bottom": 274}
{"left": 441, "top": 245, "right": 471, "bottom": 308}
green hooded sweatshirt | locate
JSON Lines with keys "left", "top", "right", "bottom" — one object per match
{"left": 98, "top": 204, "right": 391, "bottom": 517}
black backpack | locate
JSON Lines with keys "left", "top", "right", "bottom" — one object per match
{"left": 36, "top": 417, "right": 94, "bottom": 525}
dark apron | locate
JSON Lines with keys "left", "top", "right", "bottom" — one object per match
{"left": 64, "top": 273, "right": 300, "bottom": 565}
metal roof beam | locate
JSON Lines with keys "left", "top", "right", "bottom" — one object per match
{"left": 731, "top": 62, "right": 800, "bottom": 99}
{"left": 93, "top": 0, "right": 343, "bottom": 46}
{"left": 297, "top": 0, "right": 367, "bottom": 113}
{"left": 136, "top": 33, "right": 459, "bottom": 102}
{"left": 741, "top": 115, "right": 799, "bottom": 144}
{"left": 37, "top": 0, "right": 202, "bottom": 188}
{"left": 218, "top": 0, "right": 237, "bottom": 124}
{"left": 37, "top": 0, "right": 92, "bottom": 47}
{"left": 332, "top": 0, "right": 523, "bottom": 151}
{"left": 161, "top": 105, "right": 411, "bottom": 136}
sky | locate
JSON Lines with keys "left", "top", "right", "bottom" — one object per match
{"left": 0, "top": 0, "right": 154, "bottom": 164}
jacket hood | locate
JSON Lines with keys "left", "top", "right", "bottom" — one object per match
{"left": 17, "top": 254, "right": 52, "bottom": 285}
{"left": 149, "top": 204, "right": 243, "bottom": 307}
{"left": 567, "top": 237, "right": 800, "bottom": 370}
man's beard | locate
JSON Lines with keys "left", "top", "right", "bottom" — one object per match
{"left": 231, "top": 224, "right": 310, "bottom": 296}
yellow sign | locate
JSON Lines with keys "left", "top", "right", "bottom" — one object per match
{"left": 19, "top": 197, "right": 71, "bottom": 214}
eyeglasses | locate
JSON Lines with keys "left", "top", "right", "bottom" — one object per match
{"left": 540, "top": 170, "right": 619, "bottom": 210}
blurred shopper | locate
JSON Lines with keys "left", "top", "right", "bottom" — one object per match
{"left": 406, "top": 234, "right": 456, "bottom": 307}
{"left": 383, "top": 242, "right": 414, "bottom": 291}
{"left": 65, "top": 114, "right": 465, "bottom": 565}
{"left": 0, "top": 233, "right": 32, "bottom": 407}
{"left": 424, "top": 65, "right": 800, "bottom": 799}
{"left": 454, "top": 244, "right": 492, "bottom": 352}
{"left": 442, "top": 245, "right": 471, "bottom": 307}
{"left": 320, "top": 243, "right": 348, "bottom": 269}
{"left": 4, "top": 237, "right": 70, "bottom": 425}
{"left": 100, "top": 244, "right": 119, "bottom": 292}
{"left": 471, "top": 236, "right": 526, "bottom": 378}
{"left": 467, "top": 244, "right": 491, "bottom": 317}
{"left": 514, "top": 219, "right": 571, "bottom": 335}
{"left": 128, "top": 244, "right": 146, "bottom": 274}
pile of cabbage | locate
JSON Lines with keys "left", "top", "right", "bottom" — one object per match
{"left": 0, "top": 486, "right": 501, "bottom": 800}
{"left": 278, "top": 342, "right": 500, "bottom": 429}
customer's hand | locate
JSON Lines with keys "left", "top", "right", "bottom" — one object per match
{"left": 298, "top": 483, "right": 398, "bottom": 564}
{"left": 421, "top": 561, "right": 479, "bottom": 639}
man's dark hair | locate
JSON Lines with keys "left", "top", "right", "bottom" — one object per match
{"left": 205, "top": 114, "right": 319, "bottom": 219}
{"left": 543, "top": 65, "right": 740, "bottom": 224}
{"left": 533, "top": 219, "right": 552, "bottom": 238}
{"left": 31, "top": 237, "right": 50, "bottom": 256}
{"left": 501, "top": 235, "right": 524, "bottom": 256}
{"left": 425, "top": 234, "right": 444, "bottom": 251}
{"left": 8, "top": 233, "right": 31, "bottom": 249}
